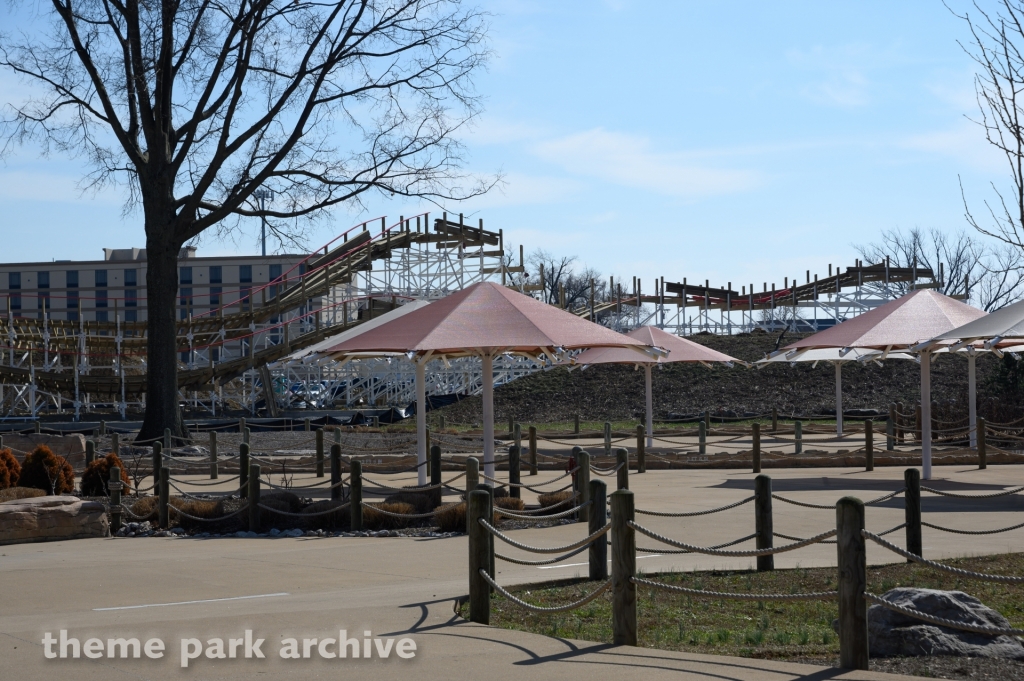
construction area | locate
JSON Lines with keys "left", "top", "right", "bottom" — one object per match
{"left": 0, "top": 213, "right": 941, "bottom": 424}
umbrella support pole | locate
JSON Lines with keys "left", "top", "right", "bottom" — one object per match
{"left": 644, "top": 364, "right": 653, "bottom": 448}
{"left": 482, "top": 353, "right": 495, "bottom": 479}
{"left": 835, "top": 362, "right": 843, "bottom": 436}
{"left": 416, "top": 358, "right": 427, "bottom": 486}
{"left": 921, "top": 350, "right": 932, "bottom": 480}
{"left": 968, "top": 350, "right": 977, "bottom": 450}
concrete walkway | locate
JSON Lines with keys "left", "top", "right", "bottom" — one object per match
{"left": 4, "top": 464, "right": 1022, "bottom": 680}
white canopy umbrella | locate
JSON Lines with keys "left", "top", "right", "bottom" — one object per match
{"left": 575, "top": 326, "right": 740, "bottom": 447}
{"left": 756, "top": 347, "right": 915, "bottom": 436}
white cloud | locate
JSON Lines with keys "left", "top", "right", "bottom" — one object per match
{"left": 786, "top": 43, "right": 889, "bottom": 108}
{"left": 468, "top": 171, "right": 585, "bottom": 208}
{"left": 900, "top": 122, "right": 1003, "bottom": 171}
{"left": 531, "top": 128, "right": 762, "bottom": 198}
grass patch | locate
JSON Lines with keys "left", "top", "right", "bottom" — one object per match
{"left": 481, "top": 553, "right": 1024, "bottom": 660}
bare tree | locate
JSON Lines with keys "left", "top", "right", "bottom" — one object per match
{"left": 525, "top": 249, "right": 605, "bottom": 313}
{"left": 0, "top": 0, "right": 490, "bottom": 440}
{"left": 952, "top": 3, "right": 1024, "bottom": 265}
{"left": 855, "top": 226, "right": 1024, "bottom": 310}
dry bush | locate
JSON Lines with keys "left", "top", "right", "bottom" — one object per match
{"left": 0, "top": 487, "right": 46, "bottom": 503}
{"left": 301, "top": 499, "right": 349, "bottom": 530}
{"left": 19, "top": 445, "right": 75, "bottom": 495}
{"left": 537, "top": 490, "right": 574, "bottom": 509}
{"left": 256, "top": 495, "right": 303, "bottom": 530}
{"left": 384, "top": 491, "right": 435, "bottom": 514}
{"left": 494, "top": 497, "right": 525, "bottom": 516}
{"left": 130, "top": 495, "right": 160, "bottom": 520}
{"left": 362, "top": 502, "right": 415, "bottom": 531}
{"left": 128, "top": 495, "right": 220, "bottom": 528}
{"left": 80, "top": 453, "right": 131, "bottom": 496}
{"left": 0, "top": 449, "right": 21, "bottom": 489}
{"left": 434, "top": 501, "right": 466, "bottom": 533}
{"left": 260, "top": 491, "right": 302, "bottom": 512}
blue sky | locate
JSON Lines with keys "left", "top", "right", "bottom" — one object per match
{"left": 0, "top": 1, "right": 1008, "bottom": 290}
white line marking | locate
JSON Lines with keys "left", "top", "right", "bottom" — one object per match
{"left": 538, "top": 555, "right": 662, "bottom": 570}
{"left": 94, "top": 592, "right": 289, "bottom": 611}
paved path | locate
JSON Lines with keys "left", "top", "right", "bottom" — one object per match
{"left": 4, "top": 464, "right": 1023, "bottom": 680}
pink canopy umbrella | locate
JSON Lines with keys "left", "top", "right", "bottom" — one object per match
{"left": 575, "top": 326, "right": 740, "bottom": 447}
{"left": 323, "top": 282, "right": 648, "bottom": 482}
{"left": 781, "top": 289, "right": 986, "bottom": 479}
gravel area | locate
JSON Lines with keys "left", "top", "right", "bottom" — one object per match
{"left": 794, "top": 655, "right": 1024, "bottom": 680}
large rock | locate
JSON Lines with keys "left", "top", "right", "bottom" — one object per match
{"left": 0, "top": 495, "right": 108, "bottom": 545}
{"left": 860, "top": 588, "right": 1024, "bottom": 659}
{"left": 4, "top": 434, "right": 88, "bottom": 468}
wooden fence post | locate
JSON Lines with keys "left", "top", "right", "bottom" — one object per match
{"left": 904, "top": 467, "right": 922, "bottom": 560}
{"left": 794, "top": 420, "right": 802, "bottom": 454}
{"left": 514, "top": 422, "right": 522, "bottom": 461}
{"left": 771, "top": 407, "right": 778, "bottom": 433}
{"left": 611, "top": 489, "right": 637, "bottom": 646}
{"left": 752, "top": 423, "right": 761, "bottom": 473}
{"left": 604, "top": 422, "right": 612, "bottom": 457}
{"left": 100, "top": 420, "right": 106, "bottom": 436}
{"left": 864, "top": 419, "right": 874, "bottom": 472}
{"left": 704, "top": 410, "right": 711, "bottom": 431}
{"left": 978, "top": 417, "right": 987, "bottom": 470}
{"left": 574, "top": 413, "right": 580, "bottom": 434}
{"left": 589, "top": 479, "right": 607, "bottom": 580}
{"left": 304, "top": 418, "right": 311, "bottom": 432}
{"left": 698, "top": 419, "right": 706, "bottom": 455}
{"left": 111, "top": 432, "right": 119, "bottom": 457}
{"left": 466, "top": 456, "right": 479, "bottom": 497}
{"left": 468, "top": 489, "right": 491, "bottom": 624}
{"left": 239, "top": 443, "right": 249, "bottom": 498}
{"left": 529, "top": 426, "right": 538, "bottom": 476}
{"left": 330, "top": 444, "right": 342, "bottom": 501}
{"left": 209, "top": 431, "right": 218, "bottom": 479}
{"left": 158, "top": 467, "right": 169, "bottom": 530}
{"left": 248, "top": 463, "right": 261, "bottom": 532}
{"left": 615, "top": 447, "right": 629, "bottom": 490}
{"left": 350, "top": 460, "right": 362, "bottom": 531}
{"left": 476, "top": 482, "right": 495, "bottom": 587}
{"left": 636, "top": 424, "right": 646, "bottom": 473}
{"left": 316, "top": 429, "right": 325, "bottom": 478}
{"left": 85, "top": 440, "right": 95, "bottom": 467}
{"left": 837, "top": 496, "right": 868, "bottom": 670}
{"left": 577, "top": 451, "right": 591, "bottom": 524}
{"left": 431, "top": 445, "right": 443, "bottom": 507}
{"left": 109, "top": 466, "right": 122, "bottom": 534}
{"left": 886, "top": 414, "right": 894, "bottom": 451}
{"left": 507, "top": 444, "right": 520, "bottom": 500}
{"left": 507, "top": 416, "right": 514, "bottom": 439}
{"left": 754, "top": 474, "right": 774, "bottom": 572}
{"left": 151, "top": 441, "right": 162, "bottom": 494}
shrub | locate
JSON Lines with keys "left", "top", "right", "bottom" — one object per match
{"left": 0, "top": 487, "right": 46, "bottom": 503}
{"left": 494, "top": 496, "right": 525, "bottom": 518}
{"left": 434, "top": 502, "right": 466, "bottom": 532}
{"left": 80, "top": 453, "right": 131, "bottom": 496}
{"left": 260, "top": 491, "right": 302, "bottom": 512}
{"left": 433, "top": 499, "right": 508, "bottom": 532}
{"left": 19, "top": 445, "right": 75, "bottom": 495}
{"left": 384, "top": 491, "right": 434, "bottom": 514}
{"left": 129, "top": 495, "right": 222, "bottom": 530}
{"left": 0, "top": 449, "right": 21, "bottom": 489}
{"left": 537, "top": 490, "right": 574, "bottom": 509}
{"left": 301, "top": 499, "right": 349, "bottom": 530}
{"left": 362, "top": 502, "right": 415, "bottom": 531}
{"left": 256, "top": 495, "right": 303, "bottom": 530}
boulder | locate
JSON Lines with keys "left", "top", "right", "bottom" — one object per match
{"left": 838, "top": 588, "right": 1024, "bottom": 659}
{"left": 4, "top": 434, "right": 88, "bottom": 468}
{"left": 0, "top": 495, "right": 108, "bottom": 545}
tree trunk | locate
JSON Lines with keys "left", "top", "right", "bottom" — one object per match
{"left": 138, "top": 234, "right": 187, "bottom": 443}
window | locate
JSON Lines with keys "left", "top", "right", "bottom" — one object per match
{"left": 208, "top": 265, "right": 222, "bottom": 307}
{"left": 239, "top": 265, "right": 252, "bottom": 283}
{"left": 96, "top": 311, "right": 108, "bottom": 322}
{"left": 9, "top": 272, "right": 21, "bottom": 311}
{"left": 238, "top": 265, "right": 252, "bottom": 311}
{"left": 125, "top": 310, "right": 137, "bottom": 322}
{"left": 179, "top": 267, "right": 192, "bottom": 285}
{"left": 209, "top": 266, "right": 222, "bottom": 284}
{"left": 180, "top": 288, "right": 192, "bottom": 319}
{"left": 269, "top": 263, "right": 282, "bottom": 300}
{"left": 95, "top": 270, "right": 107, "bottom": 287}
{"left": 66, "top": 270, "right": 79, "bottom": 318}
{"left": 124, "top": 269, "right": 137, "bottom": 287}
